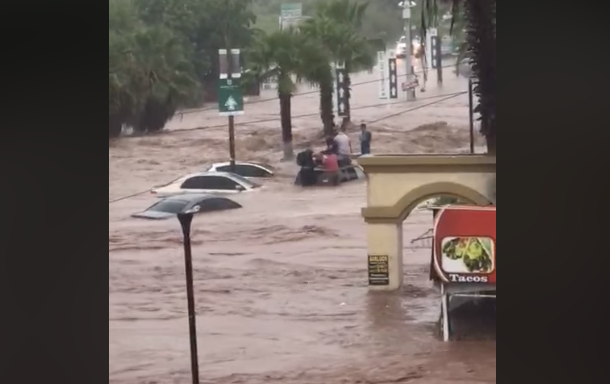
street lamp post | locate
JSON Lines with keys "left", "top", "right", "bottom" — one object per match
{"left": 401, "top": 1, "right": 416, "bottom": 101}
{"left": 177, "top": 211, "right": 201, "bottom": 384}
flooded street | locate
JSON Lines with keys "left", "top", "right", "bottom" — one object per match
{"left": 109, "top": 67, "right": 495, "bottom": 384}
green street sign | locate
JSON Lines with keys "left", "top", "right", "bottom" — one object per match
{"left": 218, "top": 78, "right": 244, "bottom": 116}
{"left": 281, "top": 3, "right": 302, "bottom": 19}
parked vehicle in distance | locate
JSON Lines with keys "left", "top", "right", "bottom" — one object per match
{"left": 395, "top": 36, "right": 421, "bottom": 58}
{"left": 151, "top": 172, "right": 260, "bottom": 197}
{"left": 132, "top": 194, "right": 242, "bottom": 220}
{"left": 207, "top": 161, "right": 274, "bottom": 178}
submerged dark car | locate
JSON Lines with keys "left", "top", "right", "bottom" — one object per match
{"left": 132, "top": 194, "right": 241, "bottom": 220}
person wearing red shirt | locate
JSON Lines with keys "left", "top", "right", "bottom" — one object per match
{"left": 321, "top": 152, "right": 339, "bottom": 185}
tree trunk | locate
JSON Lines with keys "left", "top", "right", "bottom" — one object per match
{"left": 319, "top": 80, "right": 334, "bottom": 136}
{"left": 279, "top": 92, "right": 294, "bottom": 160}
{"left": 343, "top": 67, "right": 352, "bottom": 122}
{"left": 465, "top": 0, "right": 496, "bottom": 153}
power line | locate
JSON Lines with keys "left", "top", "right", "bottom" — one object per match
{"left": 367, "top": 92, "right": 467, "bottom": 124}
{"left": 108, "top": 190, "right": 151, "bottom": 204}
{"left": 173, "top": 90, "right": 467, "bottom": 134}
{"left": 177, "top": 62, "right": 462, "bottom": 116}
{"left": 110, "top": 89, "right": 467, "bottom": 204}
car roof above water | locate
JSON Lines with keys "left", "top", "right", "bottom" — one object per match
{"left": 180, "top": 171, "right": 237, "bottom": 180}
{"left": 162, "top": 193, "right": 218, "bottom": 202}
{"left": 211, "top": 161, "right": 273, "bottom": 169}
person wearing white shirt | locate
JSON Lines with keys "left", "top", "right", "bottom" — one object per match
{"left": 334, "top": 126, "right": 351, "bottom": 155}
{"left": 333, "top": 125, "right": 352, "bottom": 166}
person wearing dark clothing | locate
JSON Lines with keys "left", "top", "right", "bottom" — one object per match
{"left": 359, "top": 123, "right": 372, "bottom": 155}
{"left": 323, "top": 135, "right": 339, "bottom": 155}
{"left": 296, "top": 149, "right": 317, "bottom": 186}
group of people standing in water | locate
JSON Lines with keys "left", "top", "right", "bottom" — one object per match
{"left": 297, "top": 120, "right": 373, "bottom": 186}
{"left": 324, "top": 121, "right": 372, "bottom": 156}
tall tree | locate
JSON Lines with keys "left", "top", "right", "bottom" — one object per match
{"left": 300, "top": 17, "right": 337, "bottom": 134}
{"left": 109, "top": 0, "right": 258, "bottom": 137}
{"left": 129, "top": 25, "right": 198, "bottom": 133}
{"left": 310, "top": 0, "right": 375, "bottom": 123}
{"left": 422, "top": 0, "right": 496, "bottom": 154}
{"left": 109, "top": 0, "right": 147, "bottom": 137}
{"left": 248, "top": 29, "right": 331, "bottom": 159}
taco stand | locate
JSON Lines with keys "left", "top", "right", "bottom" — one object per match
{"left": 430, "top": 205, "right": 496, "bottom": 342}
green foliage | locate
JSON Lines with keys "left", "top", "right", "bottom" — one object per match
{"left": 421, "top": 0, "right": 496, "bottom": 153}
{"left": 109, "top": 0, "right": 399, "bottom": 142}
{"left": 247, "top": 28, "right": 332, "bottom": 158}
{"left": 301, "top": 0, "right": 375, "bottom": 122}
{"left": 252, "top": 0, "right": 408, "bottom": 43}
{"left": 108, "top": 0, "right": 257, "bottom": 137}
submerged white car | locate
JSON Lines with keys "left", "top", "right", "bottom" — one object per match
{"left": 151, "top": 172, "right": 260, "bottom": 197}
{"left": 207, "top": 161, "right": 274, "bottom": 178}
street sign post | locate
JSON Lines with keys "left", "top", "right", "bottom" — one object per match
{"left": 280, "top": 3, "right": 302, "bottom": 18}
{"left": 335, "top": 65, "right": 347, "bottom": 118}
{"left": 280, "top": 3, "right": 302, "bottom": 30}
{"left": 433, "top": 35, "right": 443, "bottom": 85}
{"left": 218, "top": 49, "right": 243, "bottom": 173}
{"left": 388, "top": 58, "right": 398, "bottom": 99}
{"left": 377, "top": 51, "right": 388, "bottom": 99}
{"left": 218, "top": 78, "right": 244, "bottom": 116}
{"left": 425, "top": 28, "right": 438, "bottom": 72}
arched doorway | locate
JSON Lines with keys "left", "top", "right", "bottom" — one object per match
{"left": 359, "top": 155, "right": 496, "bottom": 291}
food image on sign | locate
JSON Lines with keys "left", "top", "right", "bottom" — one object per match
{"left": 441, "top": 237, "right": 495, "bottom": 274}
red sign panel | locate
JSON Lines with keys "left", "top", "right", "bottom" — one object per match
{"left": 433, "top": 206, "right": 496, "bottom": 284}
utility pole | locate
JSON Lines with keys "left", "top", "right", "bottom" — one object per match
{"left": 218, "top": 48, "right": 243, "bottom": 174}
{"left": 402, "top": 2, "right": 416, "bottom": 101}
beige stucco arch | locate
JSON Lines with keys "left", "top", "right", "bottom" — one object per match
{"left": 364, "top": 181, "right": 493, "bottom": 224}
{"left": 358, "top": 155, "right": 496, "bottom": 291}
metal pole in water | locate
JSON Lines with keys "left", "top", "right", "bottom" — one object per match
{"left": 403, "top": 3, "right": 416, "bottom": 101}
{"left": 227, "top": 50, "right": 236, "bottom": 174}
{"left": 228, "top": 115, "right": 236, "bottom": 172}
{"left": 178, "top": 213, "right": 200, "bottom": 384}
{"left": 468, "top": 78, "right": 475, "bottom": 154}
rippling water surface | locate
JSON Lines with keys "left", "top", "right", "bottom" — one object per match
{"left": 109, "top": 68, "right": 495, "bottom": 384}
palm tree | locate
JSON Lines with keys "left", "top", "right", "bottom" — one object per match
{"left": 248, "top": 29, "right": 332, "bottom": 159}
{"left": 314, "top": 0, "right": 369, "bottom": 30}
{"left": 109, "top": 0, "right": 199, "bottom": 137}
{"left": 109, "top": 0, "right": 146, "bottom": 137}
{"left": 307, "top": 0, "right": 376, "bottom": 123}
{"left": 129, "top": 26, "right": 198, "bottom": 132}
{"left": 422, "top": 0, "right": 496, "bottom": 154}
{"left": 109, "top": 24, "right": 198, "bottom": 136}
{"left": 300, "top": 17, "right": 337, "bottom": 134}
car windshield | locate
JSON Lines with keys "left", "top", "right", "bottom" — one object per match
{"left": 154, "top": 175, "right": 186, "bottom": 188}
{"left": 229, "top": 174, "right": 260, "bottom": 188}
{"left": 147, "top": 199, "right": 189, "bottom": 213}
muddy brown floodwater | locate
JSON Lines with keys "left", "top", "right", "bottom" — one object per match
{"left": 109, "top": 69, "right": 495, "bottom": 384}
